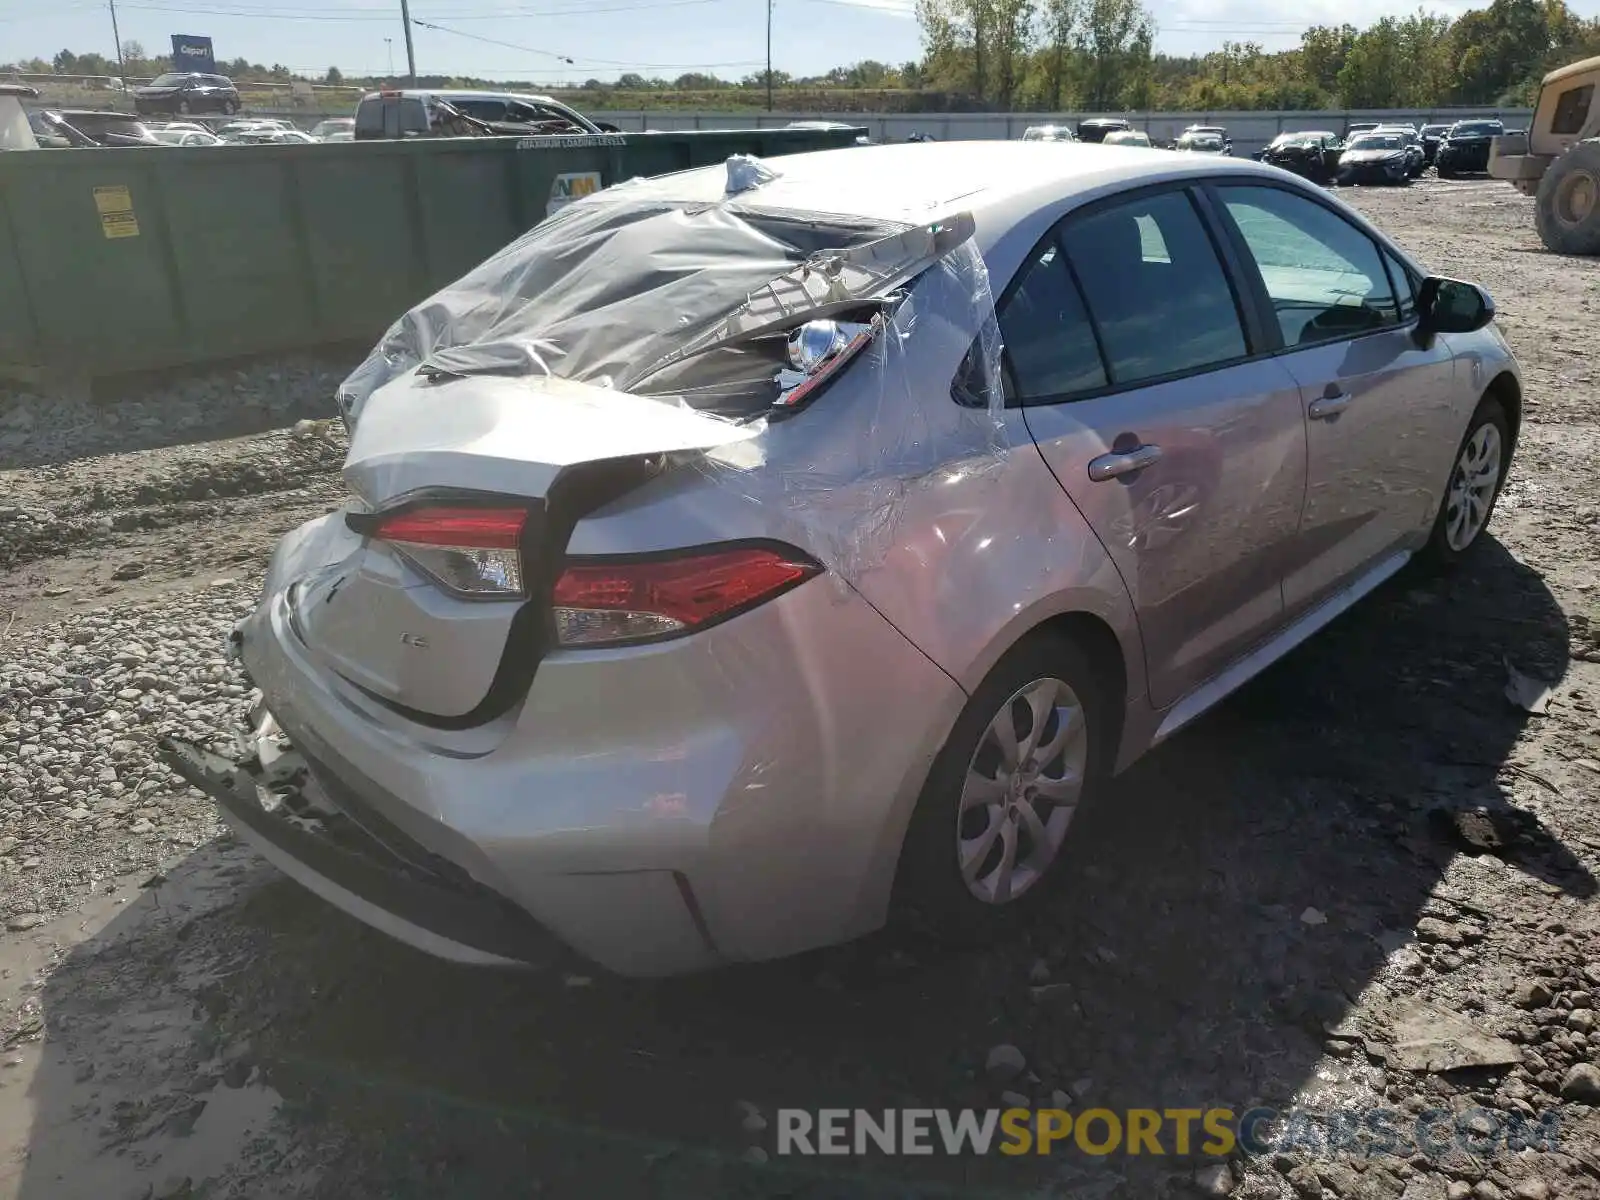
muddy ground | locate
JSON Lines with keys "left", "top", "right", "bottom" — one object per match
{"left": 1, "top": 177, "right": 1598, "bottom": 1200}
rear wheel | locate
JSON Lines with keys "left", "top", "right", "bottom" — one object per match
{"left": 178, "top": 99, "right": 192, "bottom": 115}
{"left": 1535, "top": 140, "right": 1600, "bottom": 256}
{"left": 1422, "top": 396, "right": 1510, "bottom": 568}
{"left": 224, "top": 99, "right": 239, "bottom": 115}
{"left": 894, "top": 632, "right": 1107, "bottom": 939}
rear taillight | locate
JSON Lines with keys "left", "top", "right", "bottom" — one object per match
{"left": 371, "top": 505, "right": 528, "bottom": 599}
{"left": 551, "top": 544, "right": 820, "bottom": 647}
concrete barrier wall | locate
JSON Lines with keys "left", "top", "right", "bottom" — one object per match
{"left": 602, "top": 108, "right": 1535, "bottom": 159}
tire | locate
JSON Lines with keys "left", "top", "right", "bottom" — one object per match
{"left": 1534, "top": 140, "right": 1600, "bottom": 256}
{"left": 893, "top": 631, "right": 1109, "bottom": 941}
{"left": 225, "top": 99, "right": 239, "bottom": 115}
{"left": 1421, "top": 395, "right": 1511, "bottom": 569}
{"left": 178, "top": 99, "right": 192, "bottom": 115}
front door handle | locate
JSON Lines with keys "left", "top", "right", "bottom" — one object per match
{"left": 1087, "top": 443, "right": 1162, "bottom": 482}
{"left": 1308, "top": 390, "right": 1352, "bottom": 420}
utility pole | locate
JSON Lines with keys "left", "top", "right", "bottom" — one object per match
{"left": 108, "top": 0, "right": 127, "bottom": 87}
{"left": 399, "top": 0, "right": 417, "bottom": 85}
{"left": 765, "top": 0, "right": 773, "bottom": 112}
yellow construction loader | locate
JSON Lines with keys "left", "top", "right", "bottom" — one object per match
{"left": 1489, "top": 54, "right": 1600, "bottom": 254}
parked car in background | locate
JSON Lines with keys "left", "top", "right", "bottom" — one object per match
{"left": 1174, "top": 130, "right": 1228, "bottom": 154}
{"left": 786, "top": 120, "right": 871, "bottom": 145}
{"left": 152, "top": 127, "right": 223, "bottom": 147}
{"left": 323, "top": 129, "right": 355, "bottom": 143}
{"left": 1346, "top": 121, "right": 1380, "bottom": 138}
{"left": 309, "top": 117, "right": 356, "bottom": 141}
{"left": 44, "top": 110, "right": 161, "bottom": 146}
{"left": 1183, "top": 124, "right": 1233, "bottom": 154}
{"left": 1436, "top": 120, "right": 1507, "bottom": 176}
{"left": 1102, "top": 129, "right": 1152, "bottom": 147}
{"left": 1373, "top": 124, "right": 1426, "bottom": 177}
{"left": 225, "top": 128, "right": 318, "bottom": 145}
{"left": 1022, "top": 124, "right": 1077, "bottom": 142}
{"left": 1260, "top": 130, "right": 1344, "bottom": 182}
{"left": 354, "top": 90, "right": 609, "bottom": 140}
{"left": 1336, "top": 132, "right": 1414, "bottom": 185}
{"left": 215, "top": 120, "right": 291, "bottom": 142}
{"left": 133, "top": 72, "right": 241, "bottom": 116}
{"left": 1077, "top": 117, "right": 1132, "bottom": 143}
{"left": 166, "top": 140, "right": 1521, "bottom": 979}
{"left": 1420, "top": 123, "right": 1451, "bottom": 165}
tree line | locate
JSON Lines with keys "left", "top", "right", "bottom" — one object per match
{"left": 910, "top": 0, "right": 1600, "bottom": 110}
{"left": 7, "top": 0, "right": 1600, "bottom": 112}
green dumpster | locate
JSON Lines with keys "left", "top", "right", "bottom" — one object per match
{"left": 0, "top": 126, "right": 862, "bottom": 388}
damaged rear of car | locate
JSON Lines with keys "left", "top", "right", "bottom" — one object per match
{"left": 166, "top": 157, "right": 1006, "bottom": 976}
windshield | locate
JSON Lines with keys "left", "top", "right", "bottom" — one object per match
{"left": 150, "top": 74, "right": 190, "bottom": 87}
{"left": 1452, "top": 122, "right": 1503, "bottom": 137}
{"left": 1349, "top": 135, "right": 1402, "bottom": 151}
{"left": 1181, "top": 134, "right": 1223, "bottom": 150}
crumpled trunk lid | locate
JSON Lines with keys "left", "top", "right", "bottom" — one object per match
{"left": 290, "top": 372, "right": 757, "bottom": 723}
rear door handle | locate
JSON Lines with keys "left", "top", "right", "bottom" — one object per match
{"left": 1087, "top": 443, "right": 1162, "bottom": 482}
{"left": 1308, "top": 391, "right": 1352, "bottom": 420}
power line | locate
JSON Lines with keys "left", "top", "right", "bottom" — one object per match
{"left": 117, "top": 3, "right": 398, "bottom": 18}
{"left": 412, "top": 16, "right": 765, "bottom": 69}
{"left": 414, "top": 0, "right": 734, "bottom": 16}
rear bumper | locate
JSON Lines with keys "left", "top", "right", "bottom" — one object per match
{"left": 163, "top": 738, "right": 561, "bottom": 968}
{"left": 216, "top": 514, "right": 966, "bottom": 976}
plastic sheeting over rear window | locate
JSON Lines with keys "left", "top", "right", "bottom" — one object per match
{"left": 334, "top": 167, "right": 1008, "bottom": 581}
{"left": 338, "top": 190, "right": 909, "bottom": 425}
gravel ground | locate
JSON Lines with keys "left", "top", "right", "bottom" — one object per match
{"left": 1, "top": 177, "right": 1598, "bottom": 1200}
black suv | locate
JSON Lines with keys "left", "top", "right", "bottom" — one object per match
{"left": 1076, "top": 117, "right": 1132, "bottom": 144}
{"left": 134, "top": 73, "right": 241, "bottom": 116}
{"left": 1434, "top": 120, "right": 1505, "bottom": 176}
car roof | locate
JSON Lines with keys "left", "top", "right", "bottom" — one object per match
{"left": 361, "top": 88, "right": 561, "bottom": 104}
{"left": 619, "top": 141, "right": 1301, "bottom": 250}
{"left": 56, "top": 109, "right": 143, "bottom": 120}
{"left": 0, "top": 83, "right": 38, "bottom": 98}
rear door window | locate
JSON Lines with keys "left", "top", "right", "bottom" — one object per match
{"left": 355, "top": 99, "right": 383, "bottom": 135}
{"left": 997, "top": 243, "right": 1107, "bottom": 401}
{"left": 1217, "top": 184, "right": 1399, "bottom": 346}
{"left": 1058, "top": 189, "right": 1248, "bottom": 385}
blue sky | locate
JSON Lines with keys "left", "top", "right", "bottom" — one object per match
{"left": 5, "top": 0, "right": 1598, "bottom": 82}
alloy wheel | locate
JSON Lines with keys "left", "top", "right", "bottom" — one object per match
{"left": 956, "top": 676, "right": 1088, "bottom": 905}
{"left": 1445, "top": 422, "right": 1503, "bottom": 551}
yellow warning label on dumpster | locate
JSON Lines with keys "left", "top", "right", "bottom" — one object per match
{"left": 93, "top": 185, "right": 139, "bottom": 238}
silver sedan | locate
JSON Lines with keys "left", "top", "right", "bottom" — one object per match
{"left": 169, "top": 141, "right": 1521, "bottom": 976}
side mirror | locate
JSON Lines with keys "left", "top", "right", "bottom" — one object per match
{"left": 1417, "top": 276, "right": 1495, "bottom": 338}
